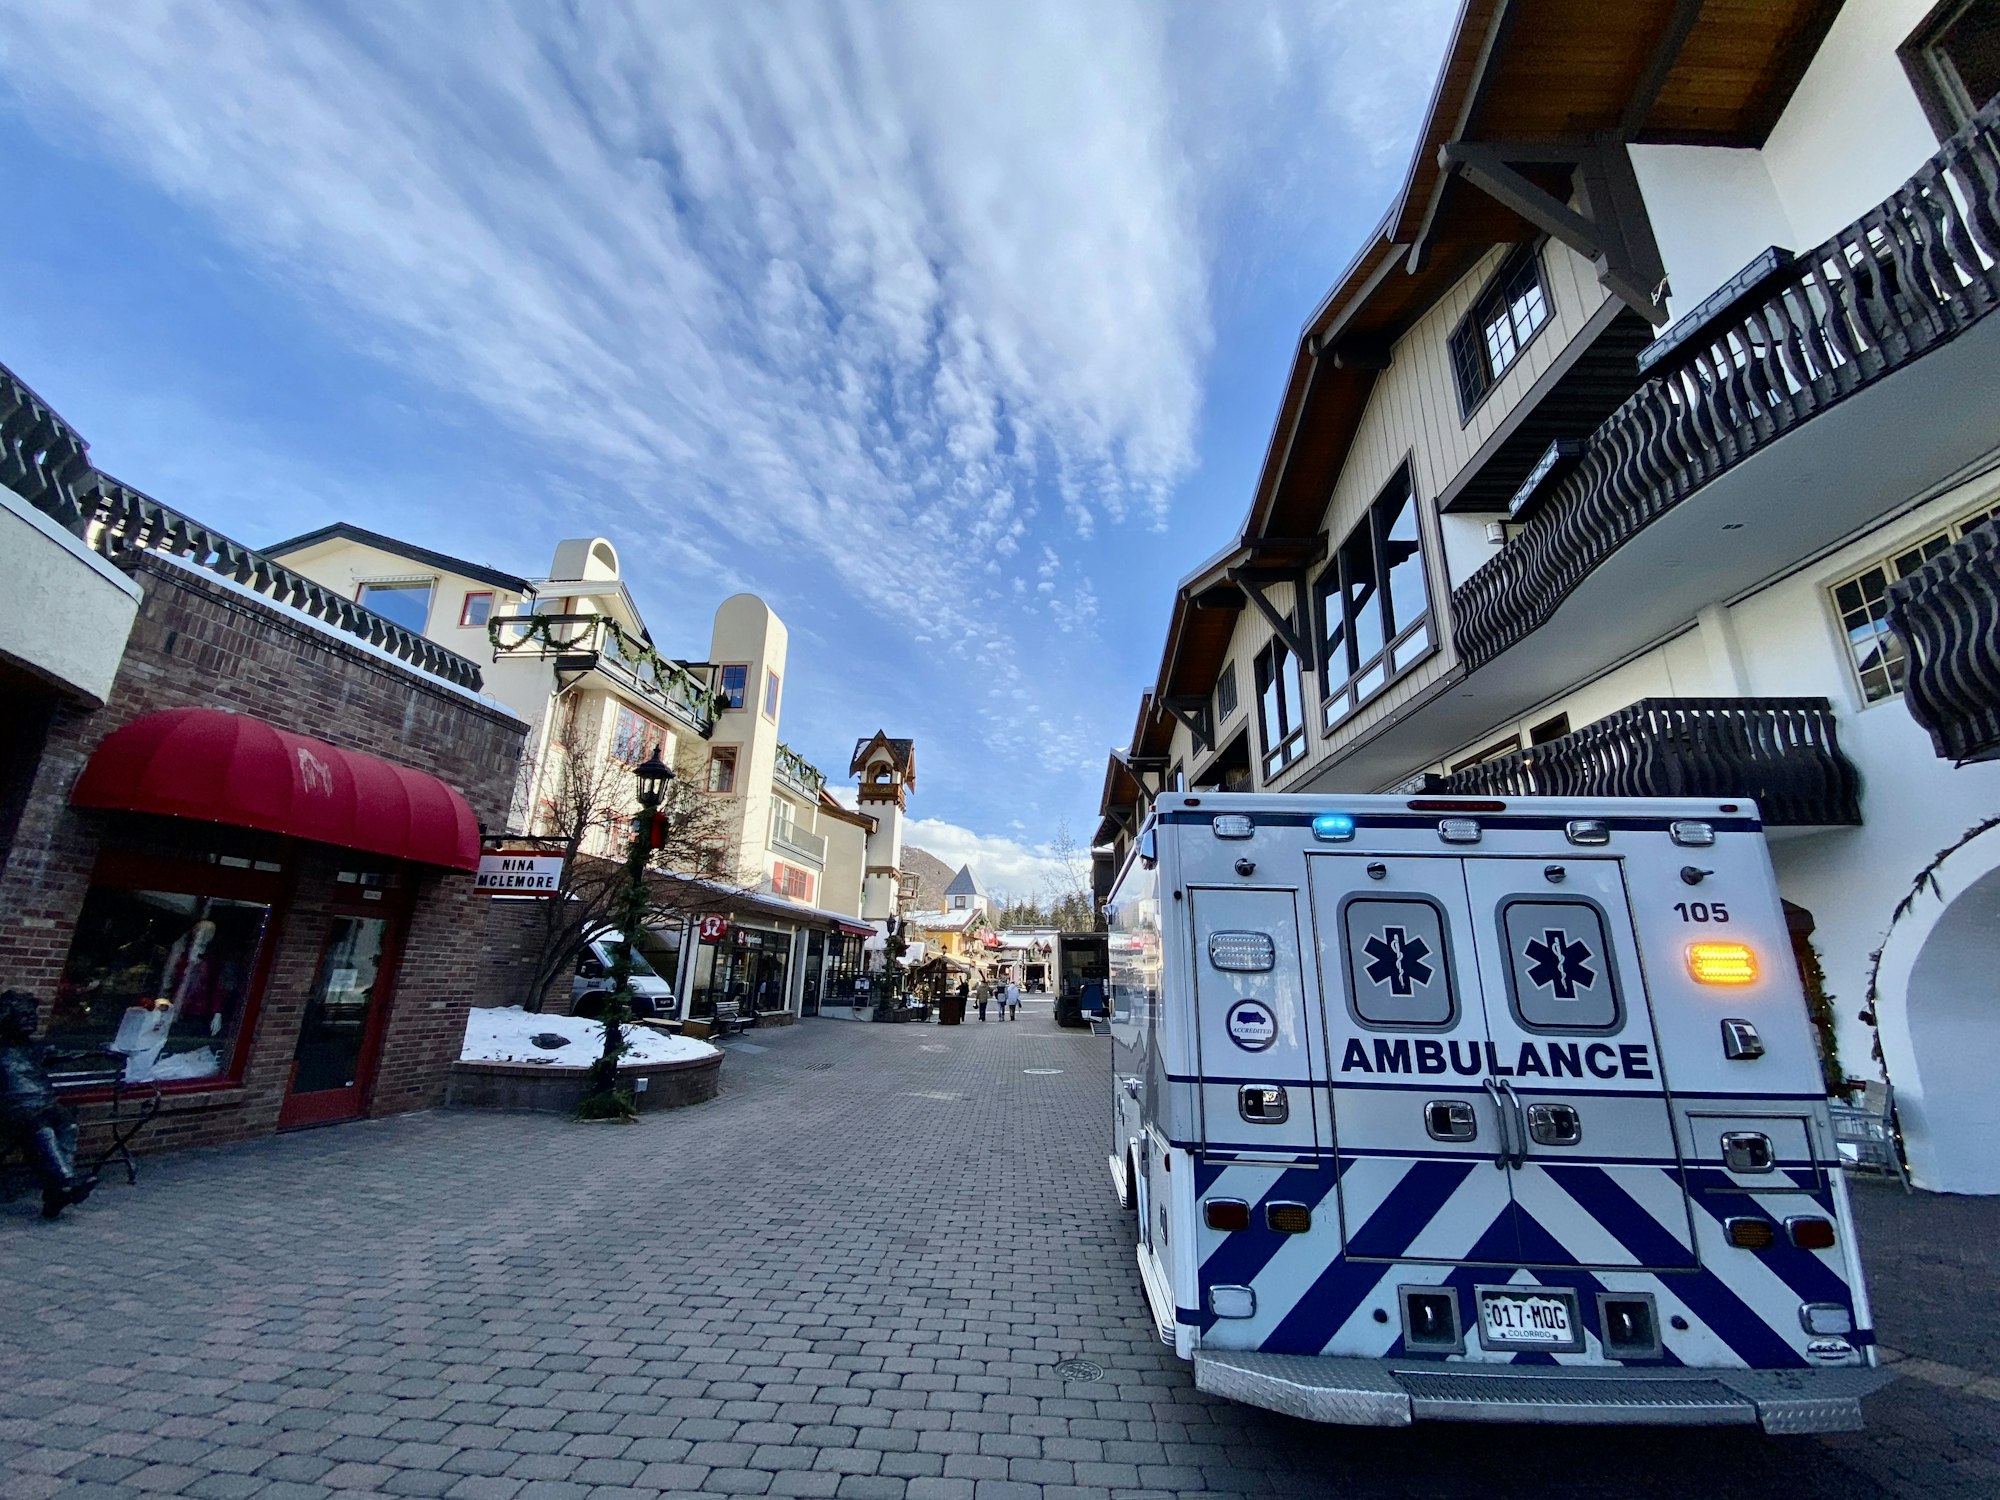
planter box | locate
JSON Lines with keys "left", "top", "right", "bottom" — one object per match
{"left": 446, "top": 1050, "right": 721, "bottom": 1114}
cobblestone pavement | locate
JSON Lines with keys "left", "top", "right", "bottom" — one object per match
{"left": 5, "top": 1015, "right": 1998, "bottom": 1500}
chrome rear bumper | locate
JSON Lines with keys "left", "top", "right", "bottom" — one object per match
{"left": 1192, "top": 1352, "right": 1893, "bottom": 1433}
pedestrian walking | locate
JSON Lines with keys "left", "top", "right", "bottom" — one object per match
{"left": 977, "top": 984, "right": 989, "bottom": 1023}
{"left": 1004, "top": 979, "right": 1020, "bottom": 1020}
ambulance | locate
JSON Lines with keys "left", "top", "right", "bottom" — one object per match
{"left": 1105, "top": 792, "right": 1891, "bottom": 1432}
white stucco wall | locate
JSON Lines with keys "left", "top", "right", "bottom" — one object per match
{"left": 1631, "top": 0, "right": 1940, "bottom": 321}
{"left": 0, "top": 490, "right": 141, "bottom": 705}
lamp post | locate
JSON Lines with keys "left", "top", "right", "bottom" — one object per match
{"left": 582, "top": 747, "right": 674, "bottom": 1114}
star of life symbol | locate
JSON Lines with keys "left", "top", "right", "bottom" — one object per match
{"left": 1362, "top": 927, "right": 1433, "bottom": 997}
{"left": 1524, "top": 929, "right": 1595, "bottom": 1000}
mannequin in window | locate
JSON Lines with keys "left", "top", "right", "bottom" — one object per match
{"left": 0, "top": 991, "right": 97, "bottom": 1219}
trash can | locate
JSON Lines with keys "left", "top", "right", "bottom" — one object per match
{"left": 939, "top": 993, "right": 966, "bottom": 1025}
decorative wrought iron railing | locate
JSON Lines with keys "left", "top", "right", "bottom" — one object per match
{"left": 1454, "top": 98, "right": 2000, "bottom": 670}
{"left": 84, "top": 478, "right": 487, "bottom": 692}
{"left": 0, "top": 359, "right": 93, "bottom": 534}
{"left": 1887, "top": 518, "right": 2000, "bottom": 764}
{"left": 1433, "top": 697, "right": 1861, "bottom": 826}
{"left": 774, "top": 741, "right": 828, "bottom": 799}
{"left": 489, "top": 611, "right": 718, "bottom": 735}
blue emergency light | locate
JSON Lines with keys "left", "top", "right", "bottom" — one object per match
{"left": 1312, "top": 812, "right": 1357, "bottom": 842}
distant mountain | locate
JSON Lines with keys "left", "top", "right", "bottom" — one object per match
{"left": 900, "top": 845, "right": 959, "bottom": 911}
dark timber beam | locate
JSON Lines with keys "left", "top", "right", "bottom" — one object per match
{"left": 1327, "top": 337, "right": 1393, "bottom": 370}
{"left": 1161, "top": 696, "right": 1214, "bottom": 757}
{"left": 1438, "top": 140, "right": 1669, "bottom": 325}
{"left": 1226, "top": 567, "right": 1316, "bottom": 671}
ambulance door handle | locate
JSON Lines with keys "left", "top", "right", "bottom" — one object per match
{"left": 1483, "top": 1079, "right": 1517, "bottom": 1169}
{"left": 1498, "top": 1079, "right": 1530, "bottom": 1166}
{"left": 1122, "top": 1077, "right": 1141, "bottom": 1100}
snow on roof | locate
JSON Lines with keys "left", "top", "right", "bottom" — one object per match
{"left": 907, "top": 908, "right": 979, "bottom": 932}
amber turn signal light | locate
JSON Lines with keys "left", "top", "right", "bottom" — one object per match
{"left": 1266, "top": 1203, "right": 1312, "bottom": 1234}
{"left": 1788, "top": 1217, "right": 1836, "bottom": 1250}
{"left": 1688, "top": 942, "right": 1758, "bottom": 985}
{"left": 1204, "top": 1199, "right": 1250, "bottom": 1232}
{"left": 1726, "top": 1217, "right": 1776, "bottom": 1250}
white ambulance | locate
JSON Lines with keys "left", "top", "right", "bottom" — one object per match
{"left": 1105, "top": 792, "right": 1891, "bottom": 1432}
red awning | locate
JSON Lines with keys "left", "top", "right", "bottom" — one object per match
{"left": 72, "top": 708, "right": 482, "bottom": 870}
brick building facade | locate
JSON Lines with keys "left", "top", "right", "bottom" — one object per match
{"left": 0, "top": 551, "right": 526, "bottom": 1156}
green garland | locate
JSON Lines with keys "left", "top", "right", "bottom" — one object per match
{"left": 1794, "top": 932, "right": 1842, "bottom": 1096}
{"left": 488, "top": 612, "right": 726, "bottom": 722}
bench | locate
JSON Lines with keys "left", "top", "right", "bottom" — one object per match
{"left": 0, "top": 1051, "right": 163, "bottom": 1200}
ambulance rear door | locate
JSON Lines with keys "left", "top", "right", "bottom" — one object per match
{"left": 1459, "top": 856, "right": 1699, "bottom": 1272}
{"left": 1308, "top": 854, "right": 1521, "bottom": 1264}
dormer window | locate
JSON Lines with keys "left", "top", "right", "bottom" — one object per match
{"left": 1448, "top": 245, "right": 1550, "bottom": 418}
{"left": 356, "top": 579, "right": 435, "bottom": 634}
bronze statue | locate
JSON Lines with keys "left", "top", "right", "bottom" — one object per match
{"left": 1, "top": 991, "right": 97, "bottom": 1219}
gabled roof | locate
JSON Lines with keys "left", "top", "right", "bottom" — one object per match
{"left": 264, "top": 521, "right": 531, "bottom": 594}
{"left": 945, "top": 865, "right": 984, "bottom": 898}
{"left": 849, "top": 731, "right": 916, "bottom": 782}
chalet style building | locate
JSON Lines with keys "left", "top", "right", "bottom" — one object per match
{"left": 270, "top": 525, "right": 876, "bottom": 1024}
{"left": 1099, "top": 0, "right": 2000, "bottom": 1192}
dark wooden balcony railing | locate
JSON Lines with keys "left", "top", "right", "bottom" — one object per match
{"left": 1433, "top": 698, "right": 1861, "bottom": 826}
{"left": 1887, "top": 519, "right": 2000, "bottom": 764}
{"left": 1454, "top": 97, "right": 2000, "bottom": 670}
{"left": 85, "top": 479, "right": 487, "bottom": 693}
{"left": 1, "top": 358, "right": 94, "bottom": 534}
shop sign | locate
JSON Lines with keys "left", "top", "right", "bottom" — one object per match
{"left": 697, "top": 914, "right": 731, "bottom": 942}
{"left": 475, "top": 852, "right": 563, "bottom": 895}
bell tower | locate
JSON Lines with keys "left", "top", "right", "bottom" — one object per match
{"left": 849, "top": 732, "right": 915, "bottom": 922}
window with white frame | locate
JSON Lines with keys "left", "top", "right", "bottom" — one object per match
{"left": 1254, "top": 637, "right": 1306, "bottom": 780}
{"left": 1447, "top": 246, "right": 1550, "bottom": 416}
{"left": 1832, "top": 500, "right": 2000, "bottom": 702}
{"left": 1316, "top": 468, "right": 1435, "bottom": 732}
{"left": 1215, "top": 660, "right": 1239, "bottom": 723}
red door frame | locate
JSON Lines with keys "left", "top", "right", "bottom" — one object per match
{"left": 278, "top": 884, "right": 414, "bottom": 1130}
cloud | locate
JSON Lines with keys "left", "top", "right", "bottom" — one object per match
{"left": 0, "top": 0, "right": 1456, "bottom": 837}
{"left": 903, "top": 818, "right": 1082, "bottom": 907}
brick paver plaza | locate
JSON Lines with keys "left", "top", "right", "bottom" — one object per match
{"left": 6, "top": 1011, "right": 1999, "bottom": 1500}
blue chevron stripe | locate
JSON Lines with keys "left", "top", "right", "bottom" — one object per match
{"left": 1263, "top": 1160, "right": 1474, "bottom": 1354}
{"left": 1528, "top": 1163, "right": 1698, "bottom": 1269}
{"left": 1193, "top": 1160, "right": 1230, "bottom": 1196}
{"left": 1195, "top": 1164, "right": 1344, "bottom": 1330}
{"left": 1547, "top": 1165, "right": 1805, "bottom": 1368}
{"left": 1682, "top": 1169, "right": 1854, "bottom": 1309}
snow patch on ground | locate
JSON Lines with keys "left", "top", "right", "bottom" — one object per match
{"left": 461, "top": 1006, "right": 720, "bottom": 1067}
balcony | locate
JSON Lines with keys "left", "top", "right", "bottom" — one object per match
{"left": 1888, "top": 520, "right": 2000, "bottom": 764}
{"left": 491, "top": 613, "right": 716, "bottom": 736}
{"left": 1453, "top": 98, "right": 2000, "bottom": 673}
{"left": 773, "top": 741, "right": 827, "bottom": 800}
{"left": 770, "top": 808, "right": 828, "bottom": 867}
{"left": 1432, "top": 698, "right": 1861, "bottom": 827}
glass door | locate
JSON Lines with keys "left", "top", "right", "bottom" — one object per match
{"left": 279, "top": 912, "right": 401, "bottom": 1128}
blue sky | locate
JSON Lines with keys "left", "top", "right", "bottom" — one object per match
{"left": 0, "top": 0, "right": 1453, "bottom": 898}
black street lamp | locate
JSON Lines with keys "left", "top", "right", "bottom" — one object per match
{"left": 581, "top": 748, "right": 675, "bottom": 1115}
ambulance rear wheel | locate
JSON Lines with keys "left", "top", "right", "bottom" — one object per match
{"left": 1118, "top": 1149, "right": 1138, "bottom": 1213}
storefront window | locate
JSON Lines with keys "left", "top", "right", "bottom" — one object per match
{"left": 50, "top": 888, "right": 270, "bottom": 1083}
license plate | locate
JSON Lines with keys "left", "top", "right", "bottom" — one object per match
{"left": 1477, "top": 1287, "right": 1581, "bottom": 1349}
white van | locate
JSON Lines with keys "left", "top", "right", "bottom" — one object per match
{"left": 571, "top": 930, "right": 679, "bottom": 1024}
{"left": 1106, "top": 792, "right": 1890, "bottom": 1432}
